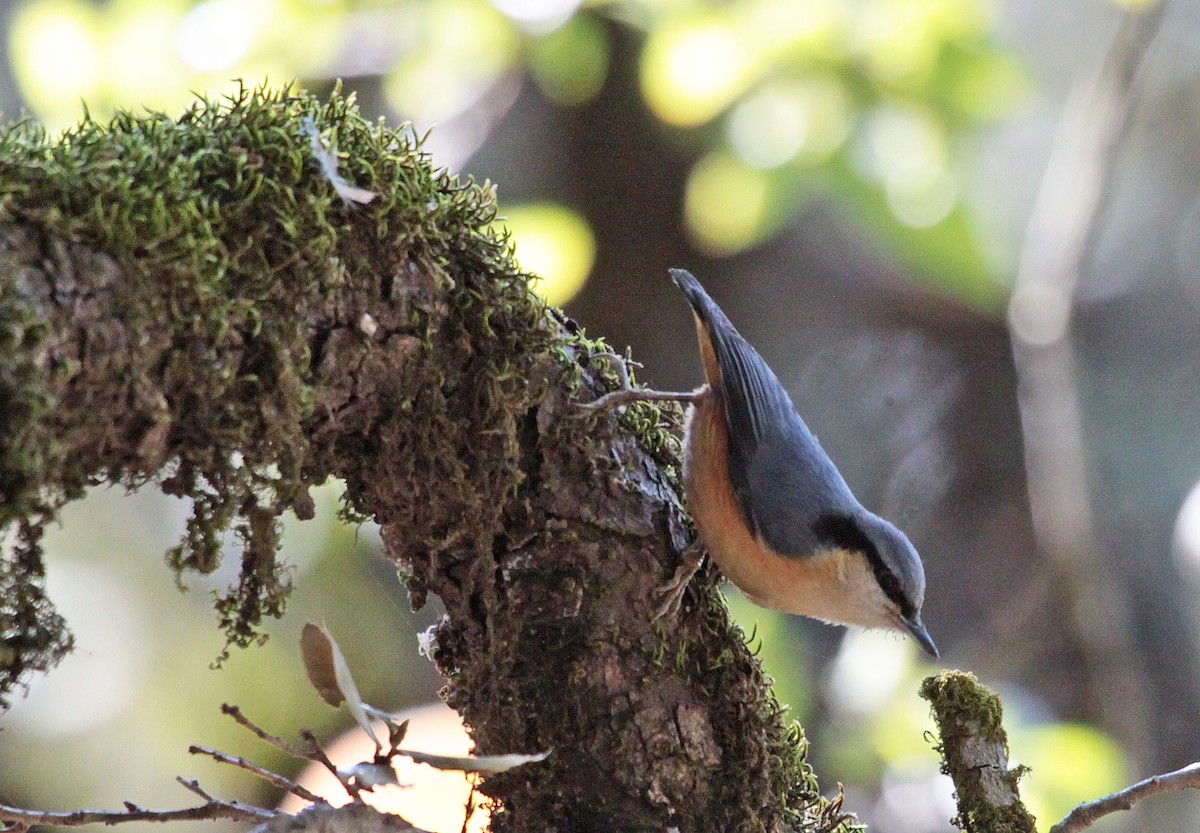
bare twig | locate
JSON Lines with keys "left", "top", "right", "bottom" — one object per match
{"left": 221, "top": 703, "right": 312, "bottom": 759}
{"left": 0, "top": 800, "right": 274, "bottom": 828}
{"left": 572, "top": 351, "right": 700, "bottom": 414}
{"left": 190, "top": 745, "right": 327, "bottom": 804}
{"left": 0, "top": 700, "right": 385, "bottom": 833}
{"left": 1050, "top": 762, "right": 1200, "bottom": 833}
{"left": 301, "top": 729, "right": 363, "bottom": 801}
{"left": 575, "top": 387, "right": 699, "bottom": 414}
{"left": 174, "top": 778, "right": 216, "bottom": 803}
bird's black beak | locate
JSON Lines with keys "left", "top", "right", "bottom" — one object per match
{"left": 902, "top": 613, "right": 939, "bottom": 659}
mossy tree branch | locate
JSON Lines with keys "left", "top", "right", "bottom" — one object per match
{"left": 920, "top": 671, "right": 1037, "bottom": 833}
{"left": 0, "top": 86, "right": 844, "bottom": 832}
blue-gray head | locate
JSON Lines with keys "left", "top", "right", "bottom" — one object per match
{"left": 812, "top": 511, "right": 937, "bottom": 657}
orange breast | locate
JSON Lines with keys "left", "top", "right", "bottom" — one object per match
{"left": 683, "top": 390, "right": 860, "bottom": 623}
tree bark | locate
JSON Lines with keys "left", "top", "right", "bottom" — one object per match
{"left": 0, "top": 86, "right": 843, "bottom": 832}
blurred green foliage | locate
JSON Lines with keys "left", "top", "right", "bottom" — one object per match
{"left": 1014, "top": 722, "right": 1128, "bottom": 832}
{"left": 9, "top": 0, "right": 1024, "bottom": 308}
{"left": 0, "top": 483, "right": 432, "bottom": 831}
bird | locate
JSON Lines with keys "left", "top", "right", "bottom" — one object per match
{"left": 579, "top": 269, "right": 938, "bottom": 657}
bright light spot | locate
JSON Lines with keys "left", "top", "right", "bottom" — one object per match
{"left": 886, "top": 167, "right": 957, "bottom": 228}
{"left": 177, "top": 0, "right": 262, "bottom": 72}
{"left": 4, "top": 562, "right": 149, "bottom": 736}
{"left": 1011, "top": 722, "right": 1126, "bottom": 827}
{"left": 857, "top": 4, "right": 937, "bottom": 84}
{"left": 10, "top": 0, "right": 101, "bottom": 107}
{"left": 863, "top": 106, "right": 947, "bottom": 182}
{"left": 286, "top": 702, "right": 489, "bottom": 833}
{"left": 860, "top": 106, "right": 957, "bottom": 226}
{"left": 827, "top": 628, "right": 912, "bottom": 715}
{"left": 641, "top": 18, "right": 756, "bottom": 127}
{"left": 744, "top": 0, "right": 842, "bottom": 58}
{"left": 385, "top": 1, "right": 518, "bottom": 121}
{"left": 855, "top": 0, "right": 990, "bottom": 84}
{"left": 106, "top": 2, "right": 187, "bottom": 107}
{"left": 490, "top": 0, "right": 582, "bottom": 34}
{"left": 499, "top": 203, "right": 596, "bottom": 306}
{"left": 528, "top": 14, "right": 608, "bottom": 106}
{"left": 1173, "top": 479, "right": 1200, "bottom": 581}
{"left": 728, "top": 87, "right": 810, "bottom": 169}
{"left": 685, "top": 152, "right": 771, "bottom": 256}
{"left": 1007, "top": 284, "right": 1070, "bottom": 347}
{"left": 728, "top": 77, "right": 851, "bottom": 169}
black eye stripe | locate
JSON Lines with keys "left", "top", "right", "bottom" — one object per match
{"left": 811, "top": 513, "right": 870, "bottom": 554}
{"left": 811, "top": 513, "right": 913, "bottom": 617}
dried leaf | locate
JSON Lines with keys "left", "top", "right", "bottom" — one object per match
{"left": 399, "top": 749, "right": 549, "bottom": 774}
{"left": 300, "top": 622, "right": 341, "bottom": 707}
{"left": 300, "top": 622, "right": 380, "bottom": 748}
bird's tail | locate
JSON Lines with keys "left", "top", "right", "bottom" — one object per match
{"left": 669, "top": 268, "right": 741, "bottom": 390}
{"left": 669, "top": 268, "right": 729, "bottom": 333}
{"left": 669, "top": 268, "right": 796, "bottom": 449}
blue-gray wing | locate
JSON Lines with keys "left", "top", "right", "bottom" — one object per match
{"left": 743, "top": 420, "right": 858, "bottom": 556}
{"left": 671, "top": 268, "right": 858, "bottom": 556}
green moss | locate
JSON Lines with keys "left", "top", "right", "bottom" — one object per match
{"left": 921, "top": 671, "right": 1037, "bottom": 833}
{"left": 921, "top": 670, "right": 1006, "bottom": 739}
{"left": 0, "top": 82, "right": 539, "bottom": 691}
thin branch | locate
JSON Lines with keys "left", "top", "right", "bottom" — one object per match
{"left": 0, "top": 800, "right": 274, "bottom": 828}
{"left": 190, "top": 745, "right": 327, "bottom": 805}
{"left": 572, "top": 349, "right": 702, "bottom": 414}
{"left": 174, "top": 778, "right": 216, "bottom": 803}
{"left": 221, "top": 703, "right": 311, "bottom": 759}
{"left": 301, "top": 729, "right": 363, "bottom": 801}
{"left": 1050, "top": 762, "right": 1200, "bottom": 833}
{"left": 575, "top": 387, "right": 700, "bottom": 414}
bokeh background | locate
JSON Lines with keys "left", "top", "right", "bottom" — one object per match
{"left": 2, "top": 1, "right": 1200, "bottom": 831}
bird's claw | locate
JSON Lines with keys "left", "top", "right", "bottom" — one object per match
{"left": 652, "top": 545, "right": 705, "bottom": 620}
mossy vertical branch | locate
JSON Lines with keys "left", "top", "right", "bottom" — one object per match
{"left": 921, "top": 671, "right": 1037, "bottom": 833}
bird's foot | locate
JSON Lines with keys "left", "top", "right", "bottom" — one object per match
{"left": 652, "top": 545, "right": 705, "bottom": 620}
